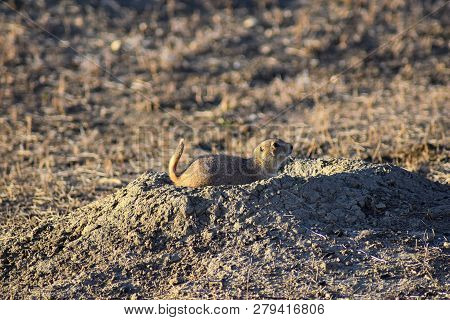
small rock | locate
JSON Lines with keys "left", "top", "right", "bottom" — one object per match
{"left": 260, "top": 45, "right": 271, "bottom": 54}
{"left": 375, "top": 202, "right": 386, "bottom": 210}
{"left": 169, "top": 253, "right": 181, "bottom": 263}
{"left": 243, "top": 17, "right": 257, "bottom": 28}
{"left": 139, "top": 22, "right": 148, "bottom": 32}
{"left": 74, "top": 16, "right": 83, "bottom": 27}
{"left": 110, "top": 40, "right": 122, "bottom": 52}
{"left": 355, "top": 229, "right": 374, "bottom": 241}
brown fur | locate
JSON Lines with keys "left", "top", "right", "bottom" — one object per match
{"left": 168, "top": 139, "right": 293, "bottom": 188}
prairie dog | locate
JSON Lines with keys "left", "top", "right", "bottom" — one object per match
{"left": 168, "top": 138, "right": 293, "bottom": 188}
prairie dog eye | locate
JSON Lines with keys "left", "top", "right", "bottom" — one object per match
{"left": 273, "top": 142, "right": 279, "bottom": 148}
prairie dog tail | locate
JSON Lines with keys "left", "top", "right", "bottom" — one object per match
{"left": 168, "top": 139, "right": 184, "bottom": 185}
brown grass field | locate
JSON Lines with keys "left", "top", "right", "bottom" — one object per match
{"left": 0, "top": 0, "right": 449, "bottom": 299}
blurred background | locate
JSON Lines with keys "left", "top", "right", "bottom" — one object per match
{"left": 0, "top": 0, "right": 448, "bottom": 226}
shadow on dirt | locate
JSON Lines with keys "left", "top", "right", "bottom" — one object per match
{"left": 1, "top": 158, "right": 448, "bottom": 299}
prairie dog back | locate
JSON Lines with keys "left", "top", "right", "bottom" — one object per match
{"left": 168, "top": 139, "right": 292, "bottom": 188}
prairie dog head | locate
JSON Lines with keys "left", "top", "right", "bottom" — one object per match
{"left": 253, "top": 138, "right": 293, "bottom": 174}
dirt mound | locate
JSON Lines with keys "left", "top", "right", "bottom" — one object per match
{"left": 1, "top": 159, "right": 449, "bottom": 299}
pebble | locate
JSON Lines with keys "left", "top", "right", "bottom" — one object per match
{"left": 110, "top": 40, "right": 122, "bottom": 52}
{"left": 243, "top": 17, "right": 257, "bottom": 28}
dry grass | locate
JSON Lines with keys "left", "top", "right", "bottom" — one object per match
{"left": 0, "top": 0, "right": 448, "bottom": 298}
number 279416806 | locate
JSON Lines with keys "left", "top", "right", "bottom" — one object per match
{"left": 253, "top": 303, "right": 325, "bottom": 315}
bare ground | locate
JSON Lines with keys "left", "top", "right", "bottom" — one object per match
{"left": 0, "top": 0, "right": 449, "bottom": 299}
{"left": 1, "top": 159, "right": 449, "bottom": 299}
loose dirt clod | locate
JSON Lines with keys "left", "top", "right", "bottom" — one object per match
{"left": 1, "top": 158, "right": 448, "bottom": 299}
